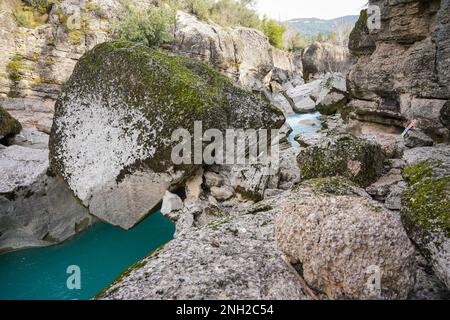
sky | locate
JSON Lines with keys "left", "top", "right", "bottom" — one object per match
{"left": 255, "top": 0, "right": 368, "bottom": 21}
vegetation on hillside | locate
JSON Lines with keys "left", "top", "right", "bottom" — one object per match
{"left": 160, "top": 0, "right": 287, "bottom": 49}
{"left": 111, "top": 3, "right": 176, "bottom": 48}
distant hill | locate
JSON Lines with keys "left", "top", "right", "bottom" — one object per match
{"left": 284, "top": 15, "right": 359, "bottom": 38}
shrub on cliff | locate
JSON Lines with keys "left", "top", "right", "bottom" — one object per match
{"left": 112, "top": 4, "right": 176, "bottom": 47}
{"left": 261, "top": 17, "right": 286, "bottom": 49}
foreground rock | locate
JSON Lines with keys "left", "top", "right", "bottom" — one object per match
{"left": 0, "top": 106, "right": 22, "bottom": 141}
{"left": 0, "top": 143, "right": 95, "bottom": 253}
{"left": 97, "top": 195, "right": 309, "bottom": 300}
{"left": 49, "top": 41, "right": 284, "bottom": 229}
{"left": 297, "top": 134, "right": 385, "bottom": 187}
{"left": 276, "top": 177, "right": 416, "bottom": 300}
{"left": 401, "top": 145, "right": 450, "bottom": 289}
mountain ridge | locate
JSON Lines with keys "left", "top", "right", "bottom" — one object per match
{"left": 285, "top": 15, "right": 359, "bottom": 38}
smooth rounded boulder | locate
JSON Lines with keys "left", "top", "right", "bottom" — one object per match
{"left": 49, "top": 41, "right": 284, "bottom": 229}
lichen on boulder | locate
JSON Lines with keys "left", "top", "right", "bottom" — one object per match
{"left": 297, "top": 134, "right": 385, "bottom": 187}
{"left": 49, "top": 41, "right": 284, "bottom": 229}
{"left": 401, "top": 157, "right": 450, "bottom": 288}
{"left": 276, "top": 178, "right": 416, "bottom": 300}
{"left": 0, "top": 106, "right": 22, "bottom": 141}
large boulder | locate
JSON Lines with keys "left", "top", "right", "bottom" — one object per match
{"left": 276, "top": 178, "right": 416, "bottom": 300}
{"left": 302, "top": 42, "right": 352, "bottom": 80}
{"left": 297, "top": 134, "right": 385, "bottom": 187}
{"left": 0, "top": 106, "right": 22, "bottom": 141}
{"left": 401, "top": 145, "right": 450, "bottom": 289}
{"left": 49, "top": 41, "right": 284, "bottom": 229}
{"left": 0, "top": 144, "right": 95, "bottom": 253}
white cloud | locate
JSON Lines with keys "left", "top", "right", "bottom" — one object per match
{"left": 254, "top": 0, "right": 367, "bottom": 21}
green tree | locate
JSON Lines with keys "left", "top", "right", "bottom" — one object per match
{"left": 261, "top": 17, "right": 286, "bottom": 49}
{"left": 180, "top": 0, "right": 213, "bottom": 20}
{"left": 112, "top": 4, "right": 176, "bottom": 48}
{"left": 286, "top": 33, "right": 310, "bottom": 52}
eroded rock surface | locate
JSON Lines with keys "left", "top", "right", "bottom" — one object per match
{"left": 401, "top": 145, "right": 450, "bottom": 288}
{"left": 276, "top": 178, "right": 416, "bottom": 300}
{"left": 347, "top": 0, "right": 450, "bottom": 142}
{"left": 97, "top": 195, "right": 309, "bottom": 300}
{"left": 0, "top": 143, "right": 95, "bottom": 253}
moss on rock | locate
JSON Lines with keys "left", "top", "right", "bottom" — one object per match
{"left": 348, "top": 9, "right": 375, "bottom": 56}
{"left": 0, "top": 106, "right": 22, "bottom": 140}
{"left": 297, "top": 134, "right": 385, "bottom": 187}
{"left": 295, "top": 176, "right": 361, "bottom": 196}
{"left": 402, "top": 160, "right": 450, "bottom": 238}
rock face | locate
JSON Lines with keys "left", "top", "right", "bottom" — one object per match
{"left": 302, "top": 42, "right": 353, "bottom": 80}
{"left": 401, "top": 145, "right": 450, "bottom": 288}
{"left": 97, "top": 196, "right": 309, "bottom": 300}
{"left": 0, "top": 142, "right": 95, "bottom": 253}
{"left": 0, "top": 106, "right": 22, "bottom": 140}
{"left": 316, "top": 91, "right": 347, "bottom": 116}
{"left": 0, "top": 0, "right": 118, "bottom": 134}
{"left": 173, "top": 11, "right": 303, "bottom": 92}
{"left": 276, "top": 178, "right": 416, "bottom": 300}
{"left": 347, "top": 0, "right": 450, "bottom": 141}
{"left": 297, "top": 134, "right": 385, "bottom": 187}
{"left": 49, "top": 41, "right": 284, "bottom": 229}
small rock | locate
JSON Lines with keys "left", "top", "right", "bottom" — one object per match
{"left": 160, "top": 191, "right": 184, "bottom": 216}
{"left": 316, "top": 91, "right": 347, "bottom": 115}
{"left": 211, "top": 186, "right": 235, "bottom": 201}
{"left": 366, "top": 171, "right": 403, "bottom": 200}
{"left": 385, "top": 182, "right": 407, "bottom": 210}
{"left": 404, "top": 129, "right": 434, "bottom": 148}
{"left": 204, "top": 171, "right": 224, "bottom": 188}
{"left": 0, "top": 106, "right": 22, "bottom": 142}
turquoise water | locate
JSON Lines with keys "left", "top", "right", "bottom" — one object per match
{"left": 0, "top": 212, "right": 175, "bottom": 300}
{"left": 286, "top": 112, "right": 321, "bottom": 147}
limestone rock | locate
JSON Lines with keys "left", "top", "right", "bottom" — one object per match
{"left": 297, "top": 134, "right": 385, "bottom": 187}
{"left": 0, "top": 144, "right": 94, "bottom": 253}
{"left": 97, "top": 197, "right": 309, "bottom": 300}
{"left": 0, "top": 106, "right": 22, "bottom": 141}
{"left": 348, "top": 9, "right": 376, "bottom": 56}
{"left": 302, "top": 42, "right": 352, "bottom": 80}
{"left": 49, "top": 42, "right": 284, "bottom": 229}
{"left": 404, "top": 129, "right": 434, "bottom": 148}
{"left": 210, "top": 186, "right": 235, "bottom": 201}
{"left": 160, "top": 191, "right": 183, "bottom": 216}
{"left": 276, "top": 178, "right": 416, "bottom": 299}
{"left": 203, "top": 171, "right": 224, "bottom": 188}
{"left": 316, "top": 91, "right": 347, "bottom": 116}
{"left": 401, "top": 146, "right": 450, "bottom": 288}
{"left": 366, "top": 170, "right": 404, "bottom": 200}
{"left": 347, "top": 0, "right": 450, "bottom": 140}
{"left": 173, "top": 11, "right": 302, "bottom": 91}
